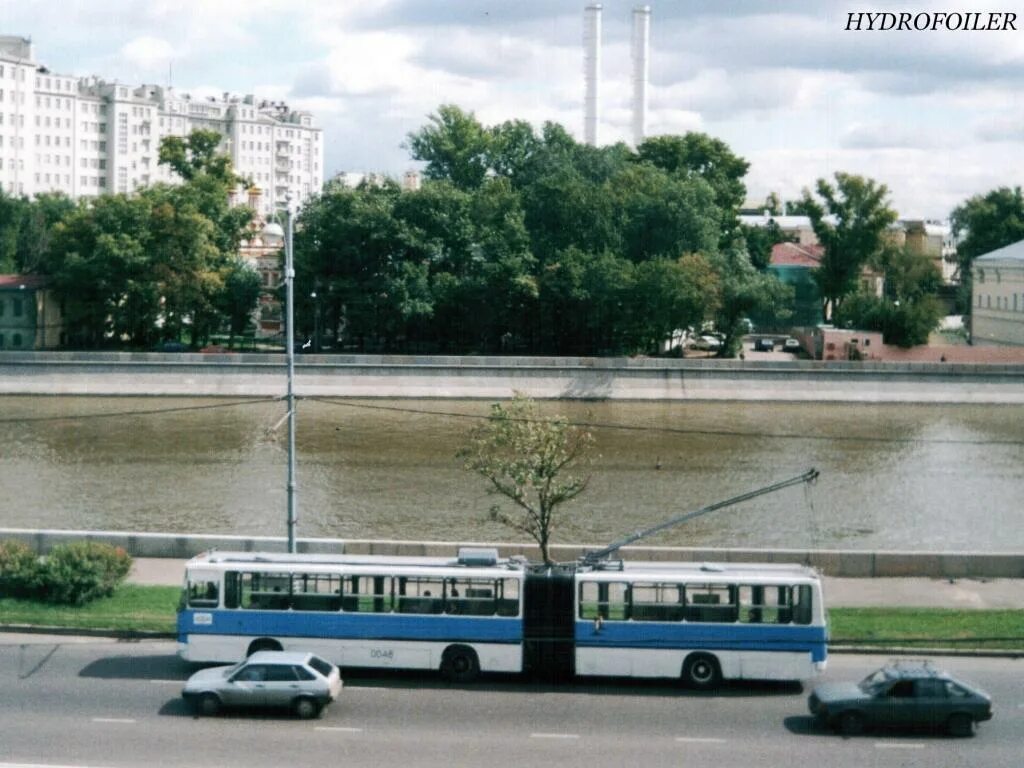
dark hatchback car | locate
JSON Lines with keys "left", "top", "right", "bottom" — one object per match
{"left": 808, "top": 661, "right": 993, "bottom": 737}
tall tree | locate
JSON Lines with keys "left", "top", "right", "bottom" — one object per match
{"left": 406, "top": 105, "right": 493, "bottom": 191}
{"left": 710, "top": 248, "right": 792, "bottom": 357}
{"left": 950, "top": 186, "right": 1024, "bottom": 313}
{"left": 636, "top": 134, "right": 750, "bottom": 216}
{"left": 459, "top": 394, "right": 594, "bottom": 565}
{"left": 801, "top": 173, "right": 897, "bottom": 319}
{"left": 835, "top": 246, "right": 943, "bottom": 347}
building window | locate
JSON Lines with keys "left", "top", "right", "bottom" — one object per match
{"left": 13, "top": 298, "right": 23, "bottom": 317}
{"left": 12, "top": 333, "right": 22, "bottom": 348}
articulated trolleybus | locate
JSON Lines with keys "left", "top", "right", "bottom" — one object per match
{"left": 177, "top": 473, "right": 828, "bottom": 688}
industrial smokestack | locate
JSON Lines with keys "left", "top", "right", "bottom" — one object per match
{"left": 631, "top": 5, "right": 651, "bottom": 148}
{"left": 583, "top": 4, "right": 602, "bottom": 146}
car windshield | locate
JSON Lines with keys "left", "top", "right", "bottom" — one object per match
{"left": 222, "top": 661, "right": 246, "bottom": 678}
{"left": 858, "top": 668, "right": 891, "bottom": 694}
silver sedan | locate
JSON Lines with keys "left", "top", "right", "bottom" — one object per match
{"left": 183, "top": 650, "right": 343, "bottom": 718}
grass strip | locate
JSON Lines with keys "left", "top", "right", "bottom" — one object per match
{"left": 829, "top": 608, "right": 1024, "bottom": 651}
{"left": 2, "top": 588, "right": 1023, "bottom": 650}
{"left": 0, "top": 584, "right": 179, "bottom": 633}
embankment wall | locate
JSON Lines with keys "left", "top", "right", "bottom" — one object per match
{"left": 2, "top": 352, "right": 1023, "bottom": 403}
{"left": 3, "top": 528, "right": 1022, "bottom": 579}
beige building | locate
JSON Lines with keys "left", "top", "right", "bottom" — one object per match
{"left": 0, "top": 274, "right": 62, "bottom": 349}
{"left": 971, "top": 238, "right": 1024, "bottom": 346}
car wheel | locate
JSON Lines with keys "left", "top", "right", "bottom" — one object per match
{"left": 293, "top": 696, "right": 321, "bottom": 720}
{"left": 947, "top": 713, "right": 974, "bottom": 737}
{"left": 198, "top": 693, "right": 221, "bottom": 717}
{"left": 682, "top": 654, "right": 721, "bottom": 690}
{"left": 837, "top": 710, "right": 865, "bottom": 736}
{"left": 441, "top": 646, "right": 480, "bottom": 683}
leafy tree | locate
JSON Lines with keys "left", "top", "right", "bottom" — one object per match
{"left": 44, "top": 194, "right": 152, "bottom": 347}
{"left": 835, "top": 246, "right": 943, "bottom": 347}
{"left": 625, "top": 254, "right": 719, "bottom": 354}
{"left": 0, "top": 192, "right": 76, "bottom": 273}
{"left": 293, "top": 182, "right": 421, "bottom": 351}
{"left": 739, "top": 218, "right": 792, "bottom": 271}
{"left": 487, "top": 119, "right": 544, "bottom": 182}
{"left": 635, "top": 133, "right": 750, "bottom": 217}
{"left": 219, "top": 262, "right": 263, "bottom": 346}
{"left": 800, "top": 173, "right": 898, "bottom": 319}
{"left": 459, "top": 394, "right": 594, "bottom": 565}
{"left": 607, "top": 163, "right": 720, "bottom": 262}
{"left": 950, "top": 186, "right": 1024, "bottom": 313}
{"left": 406, "top": 105, "right": 493, "bottom": 190}
{"left": 158, "top": 129, "right": 237, "bottom": 185}
{"left": 537, "top": 247, "right": 634, "bottom": 354}
{"left": 710, "top": 247, "right": 792, "bottom": 356}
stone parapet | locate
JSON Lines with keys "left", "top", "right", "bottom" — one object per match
{"left": 2, "top": 528, "right": 1021, "bottom": 579}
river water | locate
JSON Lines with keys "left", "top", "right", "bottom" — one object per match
{"left": 1, "top": 396, "right": 1022, "bottom": 552}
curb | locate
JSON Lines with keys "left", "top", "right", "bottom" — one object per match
{"left": 828, "top": 644, "right": 1023, "bottom": 659}
{"left": 0, "top": 624, "right": 175, "bottom": 640}
{"left": 2, "top": 625, "right": 1021, "bottom": 659}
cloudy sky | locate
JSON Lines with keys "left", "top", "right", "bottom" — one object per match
{"left": 2, "top": 0, "right": 1023, "bottom": 217}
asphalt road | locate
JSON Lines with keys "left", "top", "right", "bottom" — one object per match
{"left": 0, "top": 639, "right": 1020, "bottom": 768}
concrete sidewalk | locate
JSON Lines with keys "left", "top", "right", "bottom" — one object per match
{"left": 129, "top": 558, "right": 1024, "bottom": 610}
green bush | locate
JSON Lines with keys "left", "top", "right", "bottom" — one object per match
{"left": 39, "top": 542, "right": 133, "bottom": 606}
{"left": 0, "top": 540, "right": 45, "bottom": 599}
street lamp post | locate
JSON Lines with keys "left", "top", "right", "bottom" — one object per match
{"left": 262, "top": 195, "right": 297, "bottom": 554}
{"left": 284, "top": 196, "right": 297, "bottom": 554}
{"left": 311, "top": 290, "right": 320, "bottom": 353}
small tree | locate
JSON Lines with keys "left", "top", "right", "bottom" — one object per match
{"left": 460, "top": 394, "right": 594, "bottom": 564}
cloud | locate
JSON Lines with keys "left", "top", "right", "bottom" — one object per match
{"left": 840, "top": 122, "right": 934, "bottom": 150}
{"left": 975, "top": 115, "right": 1024, "bottom": 143}
{"left": 120, "top": 36, "right": 175, "bottom": 71}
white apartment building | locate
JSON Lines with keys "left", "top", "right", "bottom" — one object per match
{"left": 0, "top": 37, "right": 322, "bottom": 214}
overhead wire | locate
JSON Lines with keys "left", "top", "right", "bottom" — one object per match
{"left": 1, "top": 394, "right": 1022, "bottom": 447}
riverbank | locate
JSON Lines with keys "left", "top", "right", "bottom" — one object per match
{"left": 3, "top": 351, "right": 1024, "bottom": 402}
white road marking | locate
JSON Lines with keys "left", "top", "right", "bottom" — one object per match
{"left": 340, "top": 686, "right": 379, "bottom": 692}
{"left": 675, "top": 737, "right": 727, "bottom": 744}
{"left": 149, "top": 680, "right": 182, "bottom": 685}
{"left": 874, "top": 742, "right": 925, "bottom": 749}
{"left": 530, "top": 733, "right": 580, "bottom": 740}
{"left": 91, "top": 718, "right": 136, "bottom": 724}
{"left": 315, "top": 726, "right": 364, "bottom": 733}
{"left": 0, "top": 763, "right": 116, "bottom": 768}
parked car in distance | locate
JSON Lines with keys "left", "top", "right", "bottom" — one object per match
{"left": 183, "top": 651, "right": 342, "bottom": 718}
{"left": 689, "top": 335, "right": 722, "bottom": 351}
{"left": 808, "top": 661, "right": 993, "bottom": 737}
{"left": 753, "top": 337, "right": 775, "bottom": 352}
{"left": 783, "top": 338, "right": 801, "bottom": 352}
{"left": 199, "top": 344, "right": 230, "bottom": 354}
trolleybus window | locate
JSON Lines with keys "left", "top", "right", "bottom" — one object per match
{"left": 186, "top": 579, "right": 219, "bottom": 608}
{"left": 290, "top": 572, "right": 343, "bottom": 612}
{"left": 397, "top": 577, "right": 445, "bottom": 614}
{"left": 444, "top": 578, "right": 521, "bottom": 616}
{"left": 685, "top": 584, "right": 737, "bottom": 623}
{"left": 791, "top": 583, "right": 813, "bottom": 625}
{"left": 738, "top": 585, "right": 793, "bottom": 624}
{"left": 578, "top": 581, "right": 629, "bottom": 620}
{"left": 631, "top": 583, "right": 685, "bottom": 622}
{"left": 342, "top": 575, "right": 393, "bottom": 613}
